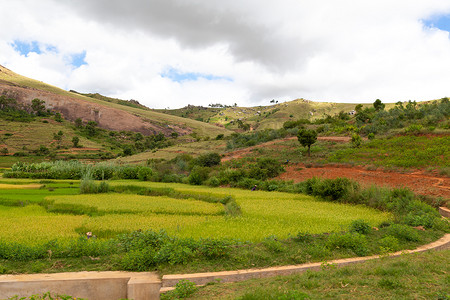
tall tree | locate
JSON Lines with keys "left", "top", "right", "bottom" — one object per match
{"left": 297, "top": 129, "right": 317, "bottom": 157}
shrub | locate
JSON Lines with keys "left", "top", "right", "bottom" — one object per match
{"left": 327, "top": 232, "right": 368, "bottom": 256}
{"left": 188, "top": 166, "right": 210, "bottom": 185}
{"left": 349, "top": 219, "right": 372, "bottom": 235}
{"left": 196, "top": 152, "right": 221, "bottom": 167}
{"left": 137, "top": 166, "right": 153, "bottom": 181}
{"left": 197, "top": 239, "right": 230, "bottom": 259}
{"left": 120, "top": 247, "right": 156, "bottom": 271}
{"left": 155, "top": 240, "right": 195, "bottom": 265}
{"left": 351, "top": 133, "right": 362, "bottom": 148}
{"left": 384, "top": 224, "right": 420, "bottom": 242}
{"left": 303, "top": 177, "right": 359, "bottom": 201}
{"left": 378, "top": 235, "right": 400, "bottom": 252}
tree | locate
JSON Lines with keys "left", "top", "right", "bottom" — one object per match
{"left": 54, "top": 113, "right": 63, "bottom": 122}
{"left": 31, "top": 98, "right": 46, "bottom": 116}
{"left": 0, "top": 148, "right": 8, "bottom": 156}
{"left": 373, "top": 99, "right": 385, "bottom": 111}
{"left": 72, "top": 136, "right": 80, "bottom": 148}
{"left": 74, "top": 118, "right": 83, "bottom": 128}
{"left": 196, "top": 152, "right": 221, "bottom": 167}
{"left": 351, "top": 133, "right": 362, "bottom": 148}
{"left": 85, "top": 121, "right": 98, "bottom": 137}
{"left": 297, "top": 128, "right": 317, "bottom": 157}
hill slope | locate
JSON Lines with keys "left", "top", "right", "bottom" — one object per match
{"left": 0, "top": 65, "right": 230, "bottom": 138}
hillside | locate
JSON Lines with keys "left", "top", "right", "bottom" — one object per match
{"left": 158, "top": 99, "right": 388, "bottom": 131}
{"left": 0, "top": 65, "right": 230, "bottom": 138}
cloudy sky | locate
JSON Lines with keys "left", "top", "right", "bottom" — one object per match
{"left": 2, "top": 0, "right": 450, "bottom": 108}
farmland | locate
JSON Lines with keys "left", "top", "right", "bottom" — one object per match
{"left": 0, "top": 180, "right": 389, "bottom": 244}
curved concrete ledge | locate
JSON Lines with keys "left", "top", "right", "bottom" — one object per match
{"left": 162, "top": 233, "right": 450, "bottom": 288}
{"left": 0, "top": 271, "right": 161, "bottom": 300}
{"left": 439, "top": 207, "right": 450, "bottom": 218}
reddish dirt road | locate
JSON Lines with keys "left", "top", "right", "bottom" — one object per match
{"left": 278, "top": 164, "right": 450, "bottom": 199}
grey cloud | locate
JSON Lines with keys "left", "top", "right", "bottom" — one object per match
{"left": 60, "top": 0, "right": 313, "bottom": 72}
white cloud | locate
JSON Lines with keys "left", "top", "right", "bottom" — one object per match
{"left": 2, "top": 0, "right": 450, "bottom": 108}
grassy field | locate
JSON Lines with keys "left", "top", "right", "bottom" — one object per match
{"left": 0, "top": 180, "right": 390, "bottom": 243}
{"left": 183, "top": 249, "right": 450, "bottom": 300}
{"left": 327, "top": 134, "right": 450, "bottom": 169}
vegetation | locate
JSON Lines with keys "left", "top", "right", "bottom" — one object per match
{"left": 187, "top": 249, "right": 450, "bottom": 299}
{"left": 297, "top": 128, "right": 318, "bottom": 156}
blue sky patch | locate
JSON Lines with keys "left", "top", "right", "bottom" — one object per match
{"left": 11, "top": 40, "right": 41, "bottom": 56}
{"left": 161, "top": 67, "right": 232, "bottom": 82}
{"left": 423, "top": 14, "right": 450, "bottom": 32}
{"left": 69, "top": 51, "right": 87, "bottom": 68}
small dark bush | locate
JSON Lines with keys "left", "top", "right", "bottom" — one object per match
{"left": 349, "top": 219, "right": 372, "bottom": 235}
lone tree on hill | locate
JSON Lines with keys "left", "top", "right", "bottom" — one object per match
{"left": 297, "top": 128, "right": 317, "bottom": 157}
{"left": 373, "top": 99, "right": 385, "bottom": 111}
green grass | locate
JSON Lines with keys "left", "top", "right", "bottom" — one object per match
{"left": 185, "top": 249, "right": 450, "bottom": 299}
{"left": 327, "top": 135, "right": 450, "bottom": 168}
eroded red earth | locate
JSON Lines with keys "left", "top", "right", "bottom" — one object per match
{"left": 278, "top": 164, "right": 450, "bottom": 199}
{"left": 223, "top": 137, "right": 449, "bottom": 199}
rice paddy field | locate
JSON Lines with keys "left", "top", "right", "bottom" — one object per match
{"left": 0, "top": 180, "right": 390, "bottom": 244}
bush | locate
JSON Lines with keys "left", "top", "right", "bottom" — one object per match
{"left": 327, "top": 232, "right": 368, "bottom": 256}
{"left": 196, "top": 152, "right": 221, "bottom": 167}
{"left": 384, "top": 224, "right": 420, "bottom": 242}
{"left": 188, "top": 166, "right": 210, "bottom": 185}
{"left": 137, "top": 166, "right": 153, "bottom": 181}
{"left": 303, "top": 177, "right": 359, "bottom": 201}
{"left": 120, "top": 247, "right": 156, "bottom": 271}
{"left": 247, "top": 158, "right": 285, "bottom": 180}
{"left": 378, "top": 235, "right": 400, "bottom": 252}
{"left": 349, "top": 219, "right": 372, "bottom": 235}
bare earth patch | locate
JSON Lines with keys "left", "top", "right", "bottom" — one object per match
{"left": 278, "top": 164, "right": 450, "bottom": 199}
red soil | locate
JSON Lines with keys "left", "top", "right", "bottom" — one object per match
{"left": 278, "top": 164, "right": 450, "bottom": 199}
{"left": 222, "top": 136, "right": 449, "bottom": 199}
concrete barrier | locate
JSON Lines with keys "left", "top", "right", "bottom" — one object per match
{"left": 439, "top": 207, "right": 450, "bottom": 218}
{"left": 0, "top": 271, "right": 161, "bottom": 300}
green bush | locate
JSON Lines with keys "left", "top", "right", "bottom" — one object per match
{"left": 195, "top": 152, "right": 221, "bottom": 167}
{"left": 188, "top": 166, "right": 210, "bottom": 185}
{"left": 303, "top": 177, "right": 359, "bottom": 201}
{"left": 137, "top": 166, "right": 153, "bottom": 181}
{"left": 120, "top": 247, "right": 156, "bottom": 271}
{"left": 327, "top": 232, "right": 368, "bottom": 256}
{"left": 349, "top": 219, "right": 372, "bottom": 235}
{"left": 155, "top": 240, "right": 195, "bottom": 265}
{"left": 384, "top": 224, "right": 420, "bottom": 242}
{"left": 378, "top": 235, "right": 400, "bottom": 252}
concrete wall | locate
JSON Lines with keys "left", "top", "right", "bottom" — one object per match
{"left": 0, "top": 271, "right": 160, "bottom": 300}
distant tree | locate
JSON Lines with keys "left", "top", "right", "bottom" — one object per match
{"left": 237, "top": 119, "right": 250, "bottom": 131}
{"left": 72, "top": 136, "right": 80, "bottom": 148}
{"left": 373, "top": 99, "right": 385, "bottom": 111}
{"left": 171, "top": 132, "right": 179, "bottom": 139}
{"left": 0, "top": 148, "right": 8, "bottom": 156}
{"left": 31, "top": 98, "right": 46, "bottom": 116}
{"left": 85, "top": 121, "right": 98, "bottom": 137}
{"left": 134, "top": 132, "right": 144, "bottom": 141}
{"left": 297, "top": 129, "right": 317, "bottom": 156}
{"left": 54, "top": 113, "right": 63, "bottom": 122}
{"left": 196, "top": 152, "right": 221, "bottom": 167}
{"left": 355, "top": 104, "right": 363, "bottom": 112}
{"left": 351, "top": 133, "right": 362, "bottom": 148}
{"left": 74, "top": 118, "right": 83, "bottom": 128}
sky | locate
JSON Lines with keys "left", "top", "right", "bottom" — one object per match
{"left": 2, "top": 1, "right": 450, "bottom": 109}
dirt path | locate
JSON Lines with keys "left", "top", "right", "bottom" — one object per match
{"left": 278, "top": 164, "right": 450, "bottom": 199}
